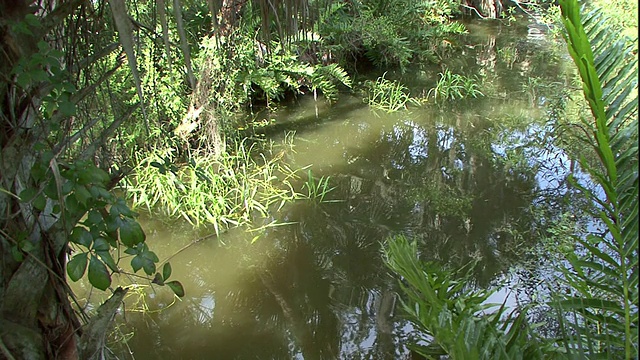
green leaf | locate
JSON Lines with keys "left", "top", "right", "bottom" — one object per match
{"left": 141, "top": 254, "right": 156, "bottom": 275}
{"left": 58, "top": 101, "right": 76, "bottom": 117}
{"left": 166, "top": 281, "right": 185, "bottom": 297}
{"left": 96, "top": 250, "right": 118, "bottom": 272}
{"left": 85, "top": 210, "right": 103, "bottom": 226}
{"left": 30, "top": 162, "right": 46, "bottom": 181}
{"left": 120, "top": 219, "right": 145, "bottom": 247}
{"left": 88, "top": 255, "right": 111, "bottom": 291}
{"left": 70, "top": 227, "right": 93, "bottom": 247}
{"left": 74, "top": 184, "right": 92, "bottom": 205}
{"left": 65, "top": 194, "right": 81, "bottom": 214}
{"left": 61, "top": 179, "right": 74, "bottom": 195}
{"left": 131, "top": 255, "right": 143, "bottom": 272}
{"left": 67, "top": 253, "right": 88, "bottom": 282}
{"left": 33, "top": 194, "right": 46, "bottom": 211}
{"left": 19, "top": 188, "right": 38, "bottom": 202}
{"left": 162, "top": 262, "right": 172, "bottom": 280}
{"left": 11, "top": 245, "right": 24, "bottom": 262}
{"left": 111, "top": 199, "right": 136, "bottom": 217}
{"left": 92, "top": 237, "right": 111, "bottom": 252}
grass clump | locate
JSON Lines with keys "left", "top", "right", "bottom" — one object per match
{"left": 427, "top": 69, "right": 483, "bottom": 102}
{"left": 300, "top": 169, "right": 336, "bottom": 203}
{"left": 364, "top": 73, "right": 417, "bottom": 112}
{"left": 121, "top": 139, "right": 297, "bottom": 234}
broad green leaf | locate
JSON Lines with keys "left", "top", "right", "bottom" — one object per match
{"left": 11, "top": 245, "right": 24, "bottom": 262}
{"left": 67, "top": 253, "right": 88, "bottom": 282}
{"left": 43, "top": 177, "right": 59, "bottom": 200}
{"left": 141, "top": 254, "right": 156, "bottom": 275}
{"left": 166, "top": 280, "right": 185, "bottom": 297}
{"left": 120, "top": 219, "right": 145, "bottom": 247}
{"left": 70, "top": 227, "right": 93, "bottom": 247}
{"left": 58, "top": 101, "right": 76, "bottom": 117}
{"left": 61, "top": 179, "right": 73, "bottom": 195}
{"left": 33, "top": 194, "right": 46, "bottom": 211}
{"left": 30, "top": 162, "right": 46, "bottom": 182}
{"left": 65, "top": 195, "right": 81, "bottom": 214}
{"left": 88, "top": 255, "right": 111, "bottom": 291}
{"left": 74, "top": 184, "right": 92, "bottom": 205}
{"left": 85, "top": 210, "right": 103, "bottom": 226}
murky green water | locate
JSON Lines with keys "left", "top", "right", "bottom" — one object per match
{"left": 89, "top": 17, "right": 581, "bottom": 359}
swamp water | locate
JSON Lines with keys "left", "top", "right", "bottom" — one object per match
{"left": 81, "top": 17, "right": 587, "bottom": 359}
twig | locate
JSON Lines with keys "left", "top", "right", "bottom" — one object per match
{"left": 0, "top": 337, "right": 17, "bottom": 360}
{"left": 158, "top": 232, "right": 221, "bottom": 267}
{"left": 509, "top": 0, "right": 552, "bottom": 31}
{"left": 460, "top": 4, "right": 490, "bottom": 19}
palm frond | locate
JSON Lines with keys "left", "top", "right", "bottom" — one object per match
{"left": 383, "top": 235, "right": 544, "bottom": 359}
{"left": 108, "top": 0, "right": 148, "bottom": 131}
{"left": 555, "top": 1, "right": 639, "bottom": 358}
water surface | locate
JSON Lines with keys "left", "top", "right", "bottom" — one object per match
{"left": 100, "top": 17, "right": 583, "bottom": 359}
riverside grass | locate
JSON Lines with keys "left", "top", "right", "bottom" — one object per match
{"left": 384, "top": 0, "right": 638, "bottom": 358}
{"left": 121, "top": 139, "right": 298, "bottom": 234}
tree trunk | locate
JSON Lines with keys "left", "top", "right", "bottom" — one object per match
{"left": 217, "top": 0, "right": 248, "bottom": 37}
{"left": 1, "top": 2, "right": 126, "bottom": 359}
{"left": 464, "top": 0, "right": 503, "bottom": 18}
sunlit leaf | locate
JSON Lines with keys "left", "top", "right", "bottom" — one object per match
{"left": 96, "top": 250, "right": 119, "bottom": 272}
{"left": 92, "top": 237, "right": 111, "bottom": 252}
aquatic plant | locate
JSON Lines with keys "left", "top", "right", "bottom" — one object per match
{"left": 427, "top": 69, "right": 484, "bottom": 102}
{"left": 300, "top": 169, "right": 336, "bottom": 203}
{"left": 364, "top": 73, "right": 417, "bottom": 112}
